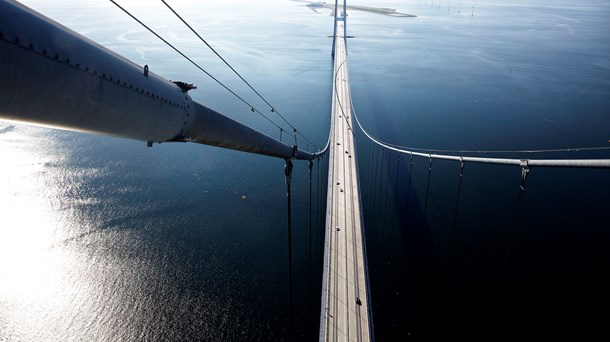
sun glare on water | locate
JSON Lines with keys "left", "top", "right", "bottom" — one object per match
{"left": 0, "top": 124, "right": 89, "bottom": 340}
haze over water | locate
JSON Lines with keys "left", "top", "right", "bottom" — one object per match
{"left": 1, "top": 0, "right": 609, "bottom": 341}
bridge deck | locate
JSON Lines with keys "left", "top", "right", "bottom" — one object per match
{"left": 320, "top": 21, "right": 371, "bottom": 342}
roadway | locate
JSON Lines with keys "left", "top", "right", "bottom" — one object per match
{"left": 320, "top": 20, "right": 372, "bottom": 342}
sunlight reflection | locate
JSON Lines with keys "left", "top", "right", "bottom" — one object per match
{"left": 0, "top": 123, "right": 80, "bottom": 340}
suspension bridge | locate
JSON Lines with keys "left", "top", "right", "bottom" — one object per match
{"left": 1, "top": 0, "right": 609, "bottom": 340}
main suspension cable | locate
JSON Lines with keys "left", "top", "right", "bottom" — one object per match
{"left": 382, "top": 142, "right": 610, "bottom": 156}
{"left": 109, "top": 0, "right": 317, "bottom": 149}
{"left": 160, "top": 0, "right": 319, "bottom": 149}
{"left": 349, "top": 89, "right": 610, "bottom": 167}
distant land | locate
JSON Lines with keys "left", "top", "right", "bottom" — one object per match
{"left": 293, "top": 0, "right": 417, "bottom": 17}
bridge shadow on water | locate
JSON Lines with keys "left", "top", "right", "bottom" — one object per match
{"left": 355, "top": 132, "right": 610, "bottom": 341}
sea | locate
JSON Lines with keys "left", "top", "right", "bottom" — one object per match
{"left": 1, "top": 0, "right": 609, "bottom": 341}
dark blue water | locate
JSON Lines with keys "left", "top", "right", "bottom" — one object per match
{"left": 349, "top": 1, "right": 610, "bottom": 340}
{"left": 1, "top": 0, "right": 609, "bottom": 341}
